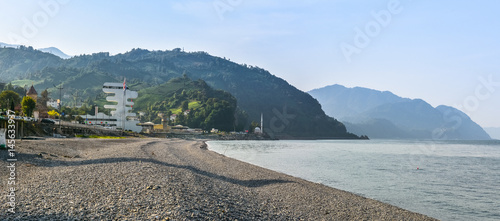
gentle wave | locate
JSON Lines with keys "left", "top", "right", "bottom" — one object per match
{"left": 207, "top": 140, "right": 500, "bottom": 221}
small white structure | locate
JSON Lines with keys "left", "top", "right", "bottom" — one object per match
{"left": 254, "top": 127, "right": 262, "bottom": 133}
{"left": 47, "top": 99, "right": 59, "bottom": 109}
{"left": 170, "top": 114, "right": 177, "bottom": 121}
{"left": 79, "top": 112, "right": 117, "bottom": 127}
{"left": 102, "top": 82, "right": 141, "bottom": 132}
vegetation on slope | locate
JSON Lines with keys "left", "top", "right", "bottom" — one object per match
{"left": 134, "top": 76, "right": 242, "bottom": 132}
{"left": 0, "top": 47, "right": 359, "bottom": 138}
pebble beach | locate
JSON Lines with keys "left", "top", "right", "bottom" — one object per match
{"left": 1, "top": 138, "right": 438, "bottom": 220}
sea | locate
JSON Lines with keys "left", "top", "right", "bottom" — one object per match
{"left": 207, "top": 139, "right": 500, "bottom": 221}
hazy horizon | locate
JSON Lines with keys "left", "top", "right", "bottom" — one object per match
{"left": 1, "top": 0, "right": 499, "bottom": 127}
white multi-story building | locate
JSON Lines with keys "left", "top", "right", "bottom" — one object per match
{"left": 47, "top": 99, "right": 59, "bottom": 109}
{"left": 102, "top": 82, "right": 141, "bottom": 132}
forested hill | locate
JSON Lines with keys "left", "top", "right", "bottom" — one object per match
{"left": 135, "top": 76, "right": 240, "bottom": 132}
{"left": 0, "top": 47, "right": 359, "bottom": 139}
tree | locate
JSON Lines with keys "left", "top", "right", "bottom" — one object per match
{"left": 181, "top": 100, "right": 189, "bottom": 112}
{"left": 175, "top": 113, "right": 186, "bottom": 125}
{"left": 21, "top": 96, "right": 37, "bottom": 117}
{"left": 0, "top": 90, "right": 21, "bottom": 110}
{"left": 3, "top": 82, "right": 14, "bottom": 91}
{"left": 2, "top": 83, "right": 24, "bottom": 96}
{"left": 234, "top": 109, "right": 248, "bottom": 132}
{"left": 165, "top": 110, "right": 172, "bottom": 125}
{"left": 38, "top": 89, "right": 49, "bottom": 109}
{"left": 78, "top": 104, "right": 90, "bottom": 115}
{"left": 249, "top": 121, "right": 260, "bottom": 133}
{"left": 75, "top": 115, "right": 84, "bottom": 124}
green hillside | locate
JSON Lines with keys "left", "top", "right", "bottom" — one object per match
{"left": 0, "top": 47, "right": 359, "bottom": 139}
{"left": 0, "top": 46, "right": 61, "bottom": 81}
{"left": 134, "top": 76, "right": 240, "bottom": 131}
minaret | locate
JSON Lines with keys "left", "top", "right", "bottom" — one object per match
{"left": 261, "top": 112, "right": 264, "bottom": 134}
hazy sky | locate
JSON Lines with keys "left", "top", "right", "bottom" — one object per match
{"left": 1, "top": 0, "right": 499, "bottom": 127}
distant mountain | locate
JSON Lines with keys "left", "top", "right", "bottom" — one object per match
{"left": 0, "top": 42, "right": 19, "bottom": 48}
{"left": 38, "top": 47, "right": 71, "bottom": 59}
{"left": 309, "top": 85, "right": 491, "bottom": 140}
{"left": 0, "top": 46, "right": 62, "bottom": 81}
{"left": 0, "top": 46, "right": 359, "bottom": 139}
{"left": 0, "top": 42, "right": 71, "bottom": 59}
{"left": 484, "top": 127, "right": 500, "bottom": 140}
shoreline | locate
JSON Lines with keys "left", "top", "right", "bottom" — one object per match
{"left": 1, "top": 138, "right": 437, "bottom": 220}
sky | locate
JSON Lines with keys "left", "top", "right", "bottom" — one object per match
{"left": 0, "top": 0, "right": 499, "bottom": 127}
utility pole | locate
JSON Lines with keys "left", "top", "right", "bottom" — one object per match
{"left": 53, "top": 84, "right": 64, "bottom": 113}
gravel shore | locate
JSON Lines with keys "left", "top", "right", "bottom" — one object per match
{"left": 1, "top": 138, "right": 438, "bottom": 220}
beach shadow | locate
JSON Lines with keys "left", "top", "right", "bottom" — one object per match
{"left": 13, "top": 152, "right": 293, "bottom": 188}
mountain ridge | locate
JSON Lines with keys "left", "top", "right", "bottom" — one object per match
{"left": 309, "top": 84, "right": 491, "bottom": 140}
{"left": 309, "top": 84, "right": 411, "bottom": 120}
{"left": 38, "top": 47, "right": 72, "bottom": 59}
{"left": 0, "top": 46, "right": 358, "bottom": 139}
{"left": 0, "top": 42, "right": 71, "bottom": 59}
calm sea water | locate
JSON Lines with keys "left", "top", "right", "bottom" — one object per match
{"left": 207, "top": 140, "right": 500, "bottom": 221}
